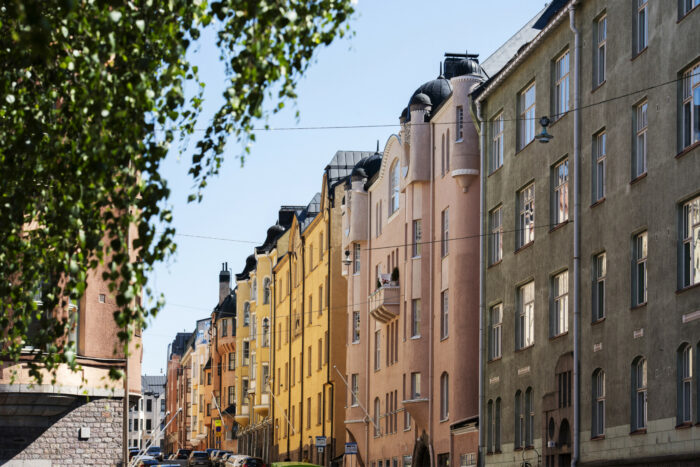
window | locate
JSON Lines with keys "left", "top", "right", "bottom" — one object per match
{"left": 412, "top": 220, "right": 422, "bottom": 257}
{"left": 682, "top": 63, "right": 700, "bottom": 149}
{"left": 262, "top": 318, "right": 270, "bottom": 347}
{"left": 491, "top": 113, "right": 504, "bottom": 172}
{"left": 319, "top": 285, "right": 323, "bottom": 316}
{"left": 242, "top": 341, "right": 250, "bottom": 366}
{"left": 411, "top": 299, "right": 421, "bottom": 338}
{"left": 633, "top": 231, "right": 648, "bottom": 306}
{"left": 352, "top": 311, "right": 360, "bottom": 343}
{"left": 229, "top": 385, "right": 236, "bottom": 405}
{"left": 317, "top": 392, "right": 323, "bottom": 425}
{"left": 514, "top": 390, "right": 523, "bottom": 449}
{"left": 318, "top": 338, "right": 323, "bottom": 370}
{"left": 374, "top": 398, "right": 381, "bottom": 436}
{"left": 410, "top": 372, "right": 421, "bottom": 398}
{"left": 525, "top": 387, "right": 534, "bottom": 447}
{"left": 558, "top": 370, "right": 572, "bottom": 408}
{"left": 681, "top": 196, "right": 700, "bottom": 288}
{"left": 635, "top": 0, "right": 648, "bottom": 54}
{"left": 146, "top": 419, "right": 152, "bottom": 431}
{"left": 593, "top": 253, "right": 606, "bottom": 322}
{"left": 374, "top": 330, "right": 381, "bottom": 371}
{"left": 351, "top": 373, "right": 359, "bottom": 406}
{"left": 495, "top": 398, "right": 502, "bottom": 451}
{"left": 456, "top": 106, "right": 464, "bottom": 141}
{"left": 221, "top": 318, "right": 228, "bottom": 337}
{"left": 440, "top": 290, "right": 449, "bottom": 339}
{"left": 681, "top": 0, "right": 700, "bottom": 17}
{"left": 489, "top": 206, "right": 502, "bottom": 264}
{"left": 489, "top": 304, "right": 502, "bottom": 360}
{"left": 263, "top": 277, "right": 271, "bottom": 305}
{"left": 516, "top": 282, "right": 535, "bottom": 349}
{"left": 243, "top": 302, "right": 250, "bottom": 326}
{"left": 250, "top": 313, "right": 256, "bottom": 340}
{"left": 320, "top": 233, "right": 324, "bottom": 259}
{"left": 440, "top": 372, "right": 449, "bottom": 420}
{"left": 228, "top": 352, "right": 236, "bottom": 371}
{"left": 592, "top": 369, "right": 605, "bottom": 437}
{"left": 632, "top": 357, "right": 648, "bottom": 431}
{"left": 552, "top": 159, "right": 569, "bottom": 225}
{"left": 554, "top": 51, "right": 570, "bottom": 118}
{"left": 251, "top": 278, "right": 257, "bottom": 301}
{"left": 390, "top": 160, "right": 400, "bottom": 215}
{"left": 593, "top": 131, "right": 606, "bottom": 202}
{"left": 678, "top": 344, "right": 693, "bottom": 424}
{"left": 551, "top": 271, "right": 569, "bottom": 337}
{"left": 353, "top": 243, "right": 361, "bottom": 274}
{"left": 594, "top": 15, "right": 607, "bottom": 86}
{"left": 518, "top": 184, "right": 535, "bottom": 248}
{"left": 633, "top": 100, "right": 648, "bottom": 178}
{"left": 519, "top": 82, "right": 536, "bottom": 149}
{"left": 486, "top": 400, "right": 494, "bottom": 453}
{"left": 441, "top": 208, "right": 449, "bottom": 257}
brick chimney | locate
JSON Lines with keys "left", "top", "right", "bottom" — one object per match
{"left": 219, "top": 262, "right": 231, "bottom": 305}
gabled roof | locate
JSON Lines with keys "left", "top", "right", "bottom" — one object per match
{"left": 298, "top": 193, "right": 321, "bottom": 233}
{"left": 215, "top": 292, "right": 236, "bottom": 319}
{"left": 142, "top": 375, "right": 166, "bottom": 395}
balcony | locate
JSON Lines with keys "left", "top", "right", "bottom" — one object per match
{"left": 254, "top": 393, "right": 270, "bottom": 415}
{"left": 402, "top": 396, "right": 429, "bottom": 428}
{"left": 368, "top": 283, "right": 400, "bottom": 323}
{"left": 234, "top": 404, "right": 250, "bottom": 426}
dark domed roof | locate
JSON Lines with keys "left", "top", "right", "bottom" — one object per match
{"left": 410, "top": 92, "right": 432, "bottom": 107}
{"left": 407, "top": 75, "right": 452, "bottom": 120}
{"left": 444, "top": 56, "right": 485, "bottom": 79}
{"left": 235, "top": 254, "right": 257, "bottom": 281}
{"left": 350, "top": 166, "right": 367, "bottom": 180}
{"left": 256, "top": 223, "right": 286, "bottom": 253}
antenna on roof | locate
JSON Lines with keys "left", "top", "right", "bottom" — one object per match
{"left": 376, "top": 140, "right": 380, "bottom": 152}
{"left": 439, "top": 61, "right": 443, "bottom": 78}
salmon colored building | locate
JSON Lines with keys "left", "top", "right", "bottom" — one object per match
{"left": 341, "top": 54, "right": 485, "bottom": 467}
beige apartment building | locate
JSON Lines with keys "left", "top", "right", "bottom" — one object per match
{"left": 473, "top": 1, "right": 700, "bottom": 466}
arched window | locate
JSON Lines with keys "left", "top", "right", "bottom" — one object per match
{"left": 374, "top": 397, "right": 381, "bottom": 437}
{"left": 592, "top": 369, "right": 605, "bottom": 437}
{"left": 514, "top": 390, "right": 523, "bottom": 449}
{"left": 263, "top": 277, "right": 271, "bottom": 305}
{"left": 678, "top": 343, "right": 693, "bottom": 424}
{"left": 390, "top": 160, "right": 399, "bottom": 215}
{"left": 525, "top": 387, "right": 533, "bottom": 447}
{"left": 262, "top": 318, "right": 270, "bottom": 347}
{"left": 486, "top": 400, "right": 494, "bottom": 453}
{"left": 495, "top": 397, "right": 502, "bottom": 452}
{"left": 631, "top": 356, "right": 647, "bottom": 431}
{"left": 243, "top": 302, "right": 250, "bottom": 327}
{"left": 440, "top": 372, "right": 449, "bottom": 420}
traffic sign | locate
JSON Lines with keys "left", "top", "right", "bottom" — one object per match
{"left": 345, "top": 442, "right": 357, "bottom": 455}
{"left": 316, "top": 436, "right": 327, "bottom": 448}
{"left": 214, "top": 419, "right": 222, "bottom": 432}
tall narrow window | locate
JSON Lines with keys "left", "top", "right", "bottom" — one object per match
{"left": 489, "top": 304, "right": 503, "bottom": 360}
{"left": 633, "top": 231, "right": 648, "bottom": 306}
{"left": 514, "top": 390, "right": 523, "bottom": 449}
{"left": 374, "top": 398, "right": 381, "bottom": 436}
{"left": 374, "top": 330, "right": 381, "bottom": 371}
{"left": 632, "top": 357, "right": 648, "bottom": 431}
{"left": 681, "top": 196, "right": 700, "bottom": 288}
{"left": 592, "top": 369, "right": 606, "bottom": 437}
{"left": 551, "top": 271, "right": 569, "bottom": 337}
{"left": 411, "top": 299, "right": 421, "bottom": 337}
{"left": 319, "top": 285, "right": 323, "bottom": 316}
{"left": 554, "top": 51, "right": 570, "bottom": 118}
{"left": 243, "top": 302, "right": 250, "bottom": 326}
{"left": 552, "top": 159, "right": 569, "bottom": 225}
{"left": 440, "top": 373, "right": 449, "bottom": 420}
{"left": 517, "top": 282, "right": 535, "bottom": 349}
{"left": 352, "top": 311, "right": 360, "bottom": 343}
{"left": 353, "top": 243, "right": 361, "bottom": 274}
{"left": 262, "top": 364, "right": 270, "bottom": 393}
{"left": 595, "top": 15, "right": 607, "bottom": 87}
{"left": 593, "top": 253, "right": 606, "bottom": 322}
{"left": 519, "top": 83, "right": 536, "bottom": 149}
{"left": 263, "top": 277, "right": 271, "bottom": 304}
{"left": 390, "top": 160, "right": 400, "bottom": 215}
{"left": 262, "top": 318, "right": 270, "bottom": 347}
{"left": 351, "top": 374, "right": 359, "bottom": 406}
{"left": 491, "top": 113, "right": 504, "bottom": 172}
{"left": 518, "top": 184, "right": 535, "bottom": 248}
{"left": 593, "top": 131, "right": 606, "bottom": 202}
{"left": 456, "top": 106, "right": 464, "bottom": 141}
{"left": 525, "top": 387, "right": 534, "bottom": 447}
{"left": 489, "top": 206, "right": 503, "bottom": 264}
{"left": 487, "top": 400, "right": 494, "bottom": 453}
{"left": 682, "top": 63, "right": 700, "bottom": 149}
{"left": 634, "top": 100, "right": 648, "bottom": 178}
{"left": 441, "top": 208, "right": 449, "bottom": 257}
{"left": 317, "top": 392, "right": 323, "bottom": 425}
{"left": 410, "top": 372, "right": 421, "bottom": 398}
{"left": 678, "top": 344, "right": 693, "bottom": 424}
{"left": 681, "top": 0, "right": 700, "bottom": 17}
{"left": 636, "top": 0, "right": 648, "bottom": 54}
{"left": 440, "top": 290, "right": 449, "bottom": 339}
{"left": 412, "top": 220, "right": 422, "bottom": 257}
{"left": 495, "top": 398, "right": 501, "bottom": 451}
{"left": 242, "top": 341, "right": 250, "bottom": 366}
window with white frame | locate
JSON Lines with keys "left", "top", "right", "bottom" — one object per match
{"left": 374, "top": 330, "right": 381, "bottom": 371}
{"left": 633, "top": 231, "right": 648, "bottom": 306}
{"left": 516, "top": 282, "right": 535, "bottom": 349}
{"left": 632, "top": 357, "right": 647, "bottom": 431}
{"left": 251, "top": 278, "right": 257, "bottom": 301}
{"left": 250, "top": 312, "right": 257, "bottom": 340}
{"left": 592, "top": 369, "right": 605, "bottom": 437}
{"left": 681, "top": 196, "right": 700, "bottom": 288}
{"left": 440, "top": 290, "right": 449, "bottom": 339}
{"left": 635, "top": 0, "right": 648, "bottom": 54}
{"left": 593, "top": 131, "right": 606, "bottom": 202}
{"left": 351, "top": 373, "right": 359, "bottom": 406}
{"left": 594, "top": 15, "right": 607, "bottom": 87}
{"left": 489, "top": 206, "right": 503, "bottom": 265}
{"left": 263, "top": 277, "right": 271, "bottom": 304}
{"left": 552, "top": 159, "right": 569, "bottom": 225}
{"left": 262, "top": 317, "right": 270, "bottom": 347}
{"left": 243, "top": 302, "right": 250, "bottom": 326}
{"left": 680, "top": 0, "right": 700, "bottom": 17}
{"left": 519, "top": 83, "right": 536, "bottom": 149}
{"left": 390, "top": 160, "right": 400, "bottom": 215}
{"left": 352, "top": 311, "right": 360, "bottom": 343}
{"left": 441, "top": 208, "right": 449, "bottom": 257}
{"left": 456, "top": 106, "right": 464, "bottom": 141}
{"left": 412, "top": 220, "right": 422, "bottom": 257}
{"left": 489, "top": 304, "right": 502, "bottom": 360}
{"left": 551, "top": 271, "right": 569, "bottom": 337}
{"left": 353, "top": 243, "right": 361, "bottom": 274}
{"left": 410, "top": 372, "right": 421, "bottom": 398}
{"left": 554, "top": 51, "right": 570, "bottom": 118}
{"left": 518, "top": 184, "right": 535, "bottom": 248}
{"left": 374, "top": 398, "right": 381, "bottom": 436}
{"left": 491, "top": 113, "right": 504, "bottom": 173}
{"left": 682, "top": 63, "right": 700, "bottom": 149}
{"left": 262, "top": 364, "right": 270, "bottom": 393}
{"left": 593, "top": 253, "right": 606, "bottom": 322}
{"left": 411, "top": 299, "right": 421, "bottom": 337}
{"left": 242, "top": 341, "right": 250, "bottom": 366}
{"left": 229, "top": 351, "right": 236, "bottom": 370}
{"left": 440, "top": 372, "right": 449, "bottom": 420}
{"left": 678, "top": 344, "right": 693, "bottom": 424}
{"left": 634, "top": 100, "right": 648, "bottom": 178}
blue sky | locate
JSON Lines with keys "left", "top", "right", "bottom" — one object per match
{"left": 141, "top": 1, "right": 547, "bottom": 375}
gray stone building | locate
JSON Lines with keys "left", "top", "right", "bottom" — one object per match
{"left": 472, "top": 1, "right": 700, "bottom": 466}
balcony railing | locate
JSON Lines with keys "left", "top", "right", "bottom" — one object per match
{"left": 368, "top": 283, "right": 400, "bottom": 323}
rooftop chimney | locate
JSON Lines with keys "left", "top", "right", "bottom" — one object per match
{"left": 219, "top": 262, "right": 231, "bottom": 305}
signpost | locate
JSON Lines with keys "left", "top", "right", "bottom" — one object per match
{"left": 345, "top": 442, "right": 358, "bottom": 455}
{"left": 316, "top": 436, "right": 326, "bottom": 453}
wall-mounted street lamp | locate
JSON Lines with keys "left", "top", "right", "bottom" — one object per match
{"left": 342, "top": 250, "right": 352, "bottom": 266}
{"left": 535, "top": 116, "right": 553, "bottom": 143}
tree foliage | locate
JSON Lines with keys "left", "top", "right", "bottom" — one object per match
{"left": 0, "top": 0, "right": 353, "bottom": 382}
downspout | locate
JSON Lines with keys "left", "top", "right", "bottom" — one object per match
{"left": 365, "top": 188, "right": 372, "bottom": 467}
{"left": 569, "top": 3, "right": 581, "bottom": 466}
{"left": 325, "top": 170, "right": 333, "bottom": 467}
{"left": 288, "top": 255, "right": 293, "bottom": 457}
{"left": 272, "top": 269, "right": 277, "bottom": 460}
{"left": 300, "top": 236, "right": 306, "bottom": 460}
{"left": 428, "top": 111, "right": 435, "bottom": 467}
{"left": 475, "top": 99, "right": 486, "bottom": 467}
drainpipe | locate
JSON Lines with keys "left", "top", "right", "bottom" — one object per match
{"left": 288, "top": 254, "right": 293, "bottom": 457}
{"left": 475, "top": 99, "right": 486, "bottom": 467}
{"left": 569, "top": 3, "right": 581, "bottom": 467}
{"left": 325, "top": 170, "right": 333, "bottom": 467}
{"left": 366, "top": 188, "right": 371, "bottom": 467}
{"left": 272, "top": 269, "right": 277, "bottom": 460}
{"left": 300, "top": 236, "right": 306, "bottom": 461}
{"left": 428, "top": 110, "right": 435, "bottom": 467}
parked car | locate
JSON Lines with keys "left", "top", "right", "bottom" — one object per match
{"left": 224, "top": 455, "right": 249, "bottom": 467}
{"left": 228, "top": 456, "right": 266, "bottom": 467}
{"left": 270, "top": 462, "right": 321, "bottom": 467}
{"left": 176, "top": 449, "right": 193, "bottom": 459}
{"left": 212, "top": 450, "right": 232, "bottom": 466}
{"left": 129, "top": 447, "right": 140, "bottom": 460}
{"left": 146, "top": 445, "right": 164, "bottom": 461}
{"left": 189, "top": 450, "right": 213, "bottom": 467}
{"left": 135, "top": 455, "right": 159, "bottom": 466}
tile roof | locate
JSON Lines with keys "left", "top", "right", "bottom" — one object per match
{"left": 325, "top": 151, "right": 375, "bottom": 188}
{"left": 141, "top": 375, "right": 166, "bottom": 395}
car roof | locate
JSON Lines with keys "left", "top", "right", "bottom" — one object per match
{"left": 271, "top": 463, "right": 323, "bottom": 467}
